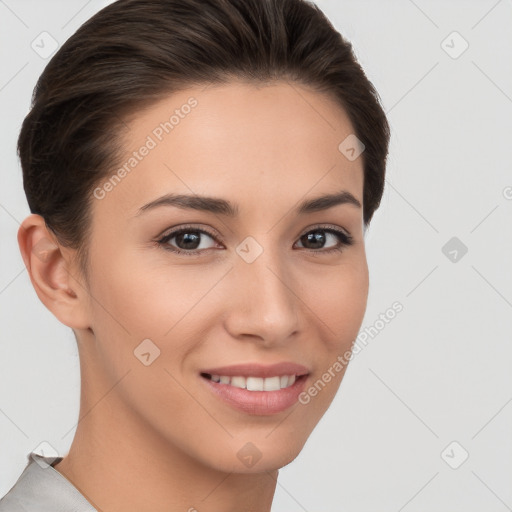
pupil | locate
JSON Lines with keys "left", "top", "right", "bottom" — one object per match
{"left": 177, "top": 232, "right": 200, "bottom": 250}
{"left": 304, "top": 231, "right": 325, "bottom": 249}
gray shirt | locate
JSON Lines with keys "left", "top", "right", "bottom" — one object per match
{"left": 0, "top": 452, "right": 96, "bottom": 511}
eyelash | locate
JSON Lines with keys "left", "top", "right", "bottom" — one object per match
{"left": 155, "top": 223, "right": 354, "bottom": 257}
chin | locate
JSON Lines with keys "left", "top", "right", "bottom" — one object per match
{"left": 198, "top": 430, "right": 311, "bottom": 474}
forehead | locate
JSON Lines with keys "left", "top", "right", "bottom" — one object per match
{"left": 93, "top": 80, "right": 364, "bottom": 219}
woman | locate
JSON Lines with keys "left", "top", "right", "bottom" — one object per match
{"left": 0, "top": 0, "right": 390, "bottom": 510}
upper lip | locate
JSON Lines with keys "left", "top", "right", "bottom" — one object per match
{"left": 200, "top": 362, "right": 310, "bottom": 378}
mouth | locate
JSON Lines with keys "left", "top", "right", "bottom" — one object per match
{"left": 199, "top": 362, "right": 310, "bottom": 415}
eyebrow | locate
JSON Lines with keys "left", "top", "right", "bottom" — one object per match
{"left": 135, "top": 190, "right": 361, "bottom": 217}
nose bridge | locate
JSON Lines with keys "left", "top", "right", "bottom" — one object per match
{"left": 225, "top": 238, "right": 300, "bottom": 343}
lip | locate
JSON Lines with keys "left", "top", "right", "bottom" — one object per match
{"left": 199, "top": 362, "right": 310, "bottom": 416}
{"left": 200, "top": 362, "right": 310, "bottom": 378}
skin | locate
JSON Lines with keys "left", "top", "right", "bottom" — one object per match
{"left": 18, "top": 80, "right": 369, "bottom": 512}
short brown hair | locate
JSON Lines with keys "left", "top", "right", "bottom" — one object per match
{"left": 18, "top": 0, "right": 390, "bottom": 280}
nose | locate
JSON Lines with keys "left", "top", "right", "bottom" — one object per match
{"left": 223, "top": 244, "right": 300, "bottom": 348}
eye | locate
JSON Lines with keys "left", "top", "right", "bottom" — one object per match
{"left": 156, "top": 225, "right": 221, "bottom": 256}
{"left": 295, "top": 226, "right": 353, "bottom": 254}
{"left": 156, "top": 224, "right": 353, "bottom": 256}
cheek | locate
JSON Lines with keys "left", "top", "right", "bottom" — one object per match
{"left": 301, "top": 256, "right": 369, "bottom": 348}
{"left": 292, "top": 258, "right": 368, "bottom": 423}
{"left": 86, "top": 246, "right": 230, "bottom": 367}
{"left": 88, "top": 246, "right": 187, "bottom": 332}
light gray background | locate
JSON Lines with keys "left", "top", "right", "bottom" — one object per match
{"left": 1, "top": 0, "right": 511, "bottom": 510}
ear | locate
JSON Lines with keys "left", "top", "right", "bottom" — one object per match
{"left": 17, "top": 214, "right": 91, "bottom": 330}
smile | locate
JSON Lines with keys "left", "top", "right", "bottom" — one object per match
{"left": 199, "top": 362, "right": 310, "bottom": 415}
{"left": 201, "top": 373, "right": 297, "bottom": 391}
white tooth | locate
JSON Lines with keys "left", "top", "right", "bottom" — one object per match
{"left": 246, "top": 377, "right": 264, "bottom": 391}
{"left": 230, "top": 376, "right": 246, "bottom": 389}
{"left": 263, "top": 376, "right": 281, "bottom": 391}
{"left": 216, "top": 374, "right": 297, "bottom": 390}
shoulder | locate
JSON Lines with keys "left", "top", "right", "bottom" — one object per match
{"left": 0, "top": 452, "right": 96, "bottom": 512}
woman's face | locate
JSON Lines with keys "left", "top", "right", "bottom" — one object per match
{"left": 79, "top": 80, "right": 368, "bottom": 472}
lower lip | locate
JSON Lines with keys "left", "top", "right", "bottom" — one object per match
{"left": 201, "top": 374, "right": 308, "bottom": 415}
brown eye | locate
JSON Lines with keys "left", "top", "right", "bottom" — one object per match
{"left": 157, "top": 226, "right": 219, "bottom": 255}
{"left": 156, "top": 225, "right": 353, "bottom": 257}
{"left": 295, "top": 228, "right": 353, "bottom": 253}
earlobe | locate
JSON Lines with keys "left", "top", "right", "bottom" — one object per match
{"left": 17, "top": 214, "right": 91, "bottom": 330}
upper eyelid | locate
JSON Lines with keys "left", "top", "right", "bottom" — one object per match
{"left": 159, "top": 224, "right": 220, "bottom": 242}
